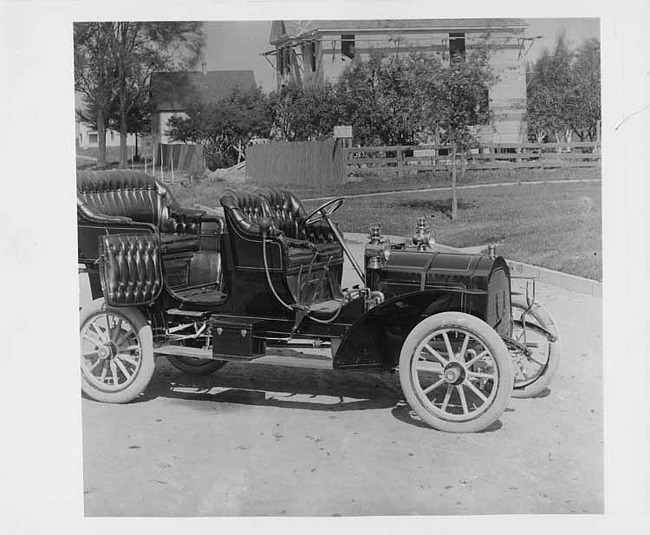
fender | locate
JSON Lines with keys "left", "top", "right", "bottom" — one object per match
{"left": 333, "top": 287, "right": 489, "bottom": 370}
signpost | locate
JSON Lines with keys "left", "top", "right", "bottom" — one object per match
{"left": 333, "top": 125, "right": 353, "bottom": 148}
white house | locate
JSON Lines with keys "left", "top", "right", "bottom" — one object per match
{"left": 75, "top": 93, "right": 136, "bottom": 149}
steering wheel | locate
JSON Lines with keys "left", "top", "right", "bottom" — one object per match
{"left": 304, "top": 197, "right": 344, "bottom": 225}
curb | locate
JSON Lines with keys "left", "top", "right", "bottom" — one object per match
{"left": 345, "top": 233, "right": 601, "bottom": 298}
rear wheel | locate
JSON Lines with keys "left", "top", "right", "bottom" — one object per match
{"left": 167, "top": 355, "right": 226, "bottom": 375}
{"left": 80, "top": 299, "right": 155, "bottom": 403}
{"left": 509, "top": 295, "right": 561, "bottom": 398}
{"left": 399, "top": 312, "right": 513, "bottom": 433}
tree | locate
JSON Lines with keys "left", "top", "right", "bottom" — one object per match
{"left": 74, "top": 23, "right": 117, "bottom": 166}
{"left": 527, "top": 34, "right": 601, "bottom": 142}
{"left": 335, "top": 50, "right": 430, "bottom": 146}
{"left": 106, "top": 91, "right": 152, "bottom": 161}
{"left": 571, "top": 38, "right": 601, "bottom": 141}
{"left": 74, "top": 22, "right": 204, "bottom": 167}
{"left": 268, "top": 82, "right": 339, "bottom": 141}
{"left": 106, "top": 22, "right": 204, "bottom": 167}
{"left": 167, "top": 86, "right": 273, "bottom": 170}
{"left": 414, "top": 46, "right": 495, "bottom": 219}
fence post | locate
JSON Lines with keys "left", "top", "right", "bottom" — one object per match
{"left": 170, "top": 145, "right": 174, "bottom": 183}
{"left": 396, "top": 146, "right": 404, "bottom": 180}
{"left": 160, "top": 143, "right": 164, "bottom": 182}
{"left": 451, "top": 143, "right": 458, "bottom": 220}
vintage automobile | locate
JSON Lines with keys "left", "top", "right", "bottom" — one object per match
{"left": 77, "top": 170, "right": 560, "bottom": 433}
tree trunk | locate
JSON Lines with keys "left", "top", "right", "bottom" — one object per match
{"left": 119, "top": 81, "right": 128, "bottom": 167}
{"left": 451, "top": 143, "right": 458, "bottom": 221}
{"left": 97, "top": 108, "right": 106, "bottom": 167}
{"left": 117, "top": 23, "right": 128, "bottom": 168}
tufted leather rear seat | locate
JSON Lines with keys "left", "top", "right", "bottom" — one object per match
{"left": 77, "top": 170, "right": 209, "bottom": 255}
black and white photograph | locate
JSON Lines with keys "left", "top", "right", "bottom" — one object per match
{"left": 1, "top": 0, "right": 648, "bottom": 533}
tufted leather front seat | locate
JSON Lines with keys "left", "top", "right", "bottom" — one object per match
{"left": 77, "top": 170, "right": 211, "bottom": 256}
{"left": 220, "top": 189, "right": 318, "bottom": 270}
{"left": 255, "top": 188, "right": 344, "bottom": 266}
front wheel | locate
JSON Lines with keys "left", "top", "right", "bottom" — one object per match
{"left": 79, "top": 299, "right": 155, "bottom": 403}
{"left": 399, "top": 312, "right": 513, "bottom": 433}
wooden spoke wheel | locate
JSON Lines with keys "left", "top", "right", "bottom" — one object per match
{"left": 79, "top": 299, "right": 155, "bottom": 404}
{"left": 399, "top": 312, "right": 514, "bottom": 433}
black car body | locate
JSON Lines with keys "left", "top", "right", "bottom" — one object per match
{"left": 78, "top": 170, "right": 559, "bottom": 433}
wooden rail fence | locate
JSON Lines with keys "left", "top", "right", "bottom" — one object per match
{"left": 346, "top": 142, "right": 601, "bottom": 178}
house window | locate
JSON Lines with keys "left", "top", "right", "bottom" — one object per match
{"left": 449, "top": 32, "right": 466, "bottom": 62}
{"left": 88, "top": 133, "right": 98, "bottom": 145}
{"left": 110, "top": 131, "right": 115, "bottom": 141}
{"left": 341, "top": 34, "right": 355, "bottom": 59}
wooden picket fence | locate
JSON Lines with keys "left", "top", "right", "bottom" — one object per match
{"left": 346, "top": 141, "right": 601, "bottom": 178}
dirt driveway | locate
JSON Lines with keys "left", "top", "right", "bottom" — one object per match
{"left": 82, "top": 247, "right": 603, "bottom": 516}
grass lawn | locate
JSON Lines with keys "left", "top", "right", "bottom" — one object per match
{"left": 298, "top": 166, "right": 600, "bottom": 199}
{"left": 164, "top": 166, "right": 599, "bottom": 205}
{"left": 301, "top": 181, "right": 601, "bottom": 281}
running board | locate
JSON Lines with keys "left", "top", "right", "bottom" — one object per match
{"left": 155, "top": 345, "right": 212, "bottom": 359}
{"left": 155, "top": 345, "right": 334, "bottom": 371}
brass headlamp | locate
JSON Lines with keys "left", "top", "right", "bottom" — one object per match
{"left": 365, "top": 223, "right": 391, "bottom": 270}
{"left": 412, "top": 217, "right": 435, "bottom": 251}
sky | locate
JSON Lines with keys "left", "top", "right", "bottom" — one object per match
{"left": 202, "top": 18, "right": 600, "bottom": 93}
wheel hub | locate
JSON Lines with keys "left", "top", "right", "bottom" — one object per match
{"left": 97, "top": 343, "right": 116, "bottom": 360}
{"left": 443, "top": 362, "right": 466, "bottom": 385}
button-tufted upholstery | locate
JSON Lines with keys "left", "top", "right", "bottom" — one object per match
{"left": 219, "top": 189, "right": 271, "bottom": 236}
{"left": 220, "top": 189, "right": 318, "bottom": 270}
{"left": 256, "top": 188, "right": 344, "bottom": 264}
{"left": 77, "top": 170, "right": 210, "bottom": 255}
{"left": 99, "top": 233, "right": 163, "bottom": 306}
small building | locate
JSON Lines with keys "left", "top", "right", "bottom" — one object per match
{"left": 267, "top": 19, "right": 530, "bottom": 143}
{"left": 149, "top": 66, "right": 257, "bottom": 145}
{"left": 75, "top": 93, "right": 136, "bottom": 149}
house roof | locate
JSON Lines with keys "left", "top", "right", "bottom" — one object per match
{"left": 150, "top": 70, "right": 257, "bottom": 111}
{"left": 270, "top": 19, "right": 527, "bottom": 44}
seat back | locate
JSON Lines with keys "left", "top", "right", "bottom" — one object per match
{"left": 256, "top": 188, "right": 307, "bottom": 240}
{"left": 219, "top": 189, "right": 280, "bottom": 269}
{"left": 256, "top": 188, "right": 339, "bottom": 245}
{"left": 77, "top": 170, "right": 166, "bottom": 226}
{"left": 220, "top": 189, "right": 271, "bottom": 234}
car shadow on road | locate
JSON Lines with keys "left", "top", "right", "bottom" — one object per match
{"left": 141, "top": 359, "right": 404, "bottom": 414}
{"left": 131, "top": 359, "right": 513, "bottom": 432}
{"left": 390, "top": 401, "right": 505, "bottom": 433}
